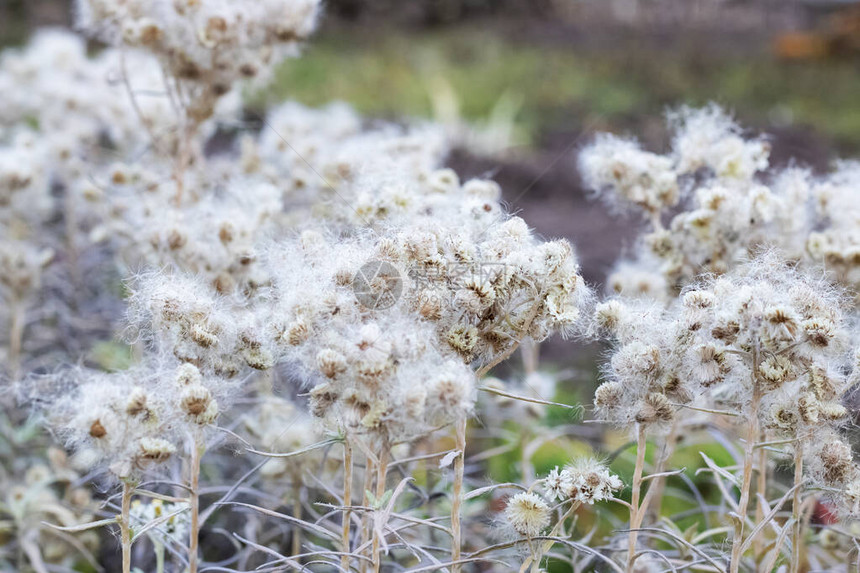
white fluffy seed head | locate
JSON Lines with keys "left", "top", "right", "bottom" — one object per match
{"left": 505, "top": 492, "right": 550, "bottom": 537}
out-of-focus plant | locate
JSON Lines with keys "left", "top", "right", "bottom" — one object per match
{"left": 4, "top": 0, "right": 860, "bottom": 571}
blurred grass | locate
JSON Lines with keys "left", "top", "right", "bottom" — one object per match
{"left": 253, "top": 25, "right": 860, "bottom": 152}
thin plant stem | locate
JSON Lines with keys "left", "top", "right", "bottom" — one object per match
{"left": 372, "top": 448, "right": 390, "bottom": 573}
{"left": 451, "top": 418, "right": 467, "bottom": 573}
{"left": 341, "top": 440, "right": 353, "bottom": 572}
{"left": 729, "top": 371, "right": 762, "bottom": 573}
{"left": 626, "top": 425, "right": 647, "bottom": 573}
{"left": 9, "top": 303, "right": 23, "bottom": 379}
{"left": 519, "top": 501, "right": 581, "bottom": 573}
{"left": 119, "top": 51, "right": 160, "bottom": 148}
{"left": 360, "top": 456, "right": 375, "bottom": 573}
{"left": 154, "top": 541, "right": 165, "bottom": 573}
{"left": 790, "top": 442, "right": 804, "bottom": 573}
{"left": 642, "top": 420, "right": 679, "bottom": 523}
{"left": 754, "top": 428, "right": 768, "bottom": 564}
{"left": 292, "top": 482, "right": 302, "bottom": 560}
{"left": 189, "top": 433, "right": 204, "bottom": 573}
{"left": 120, "top": 480, "right": 134, "bottom": 573}
{"left": 475, "top": 294, "right": 544, "bottom": 379}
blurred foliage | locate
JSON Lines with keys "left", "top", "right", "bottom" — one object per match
{"left": 253, "top": 25, "right": 860, "bottom": 153}
{"left": 88, "top": 340, "right": 134, "bottom": 372}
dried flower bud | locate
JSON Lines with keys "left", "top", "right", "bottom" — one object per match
{"left": 190, "top": 323, "right": 218, "bottom": 348}
{"left": 282, "top": 319, "right": 310, "bottom": 346}
{"left": 711, "top": 319, "right": 740, "bottom": 343}
{"left": 797, "top": 393, "right": 820, "bottom": 424}
{"left": 242, "top": 346, "right": 274, "bottom": 370}
{"left": 802, "top": 318, "right": 835, "bottom": 347}
{"left": 317, "top": 349, "right": 347, "bottom": 378}
{"left": 309, "top": 383, "right": 338, "bottom": 418}
{"left": 759, "top": 355, "right": 793, "bottom": 390}
{"left": 635, "top": 392, "right": 674, "bottom": 425}
{"left": 683, "top": 290, "right": 715, "bottom": 309}
{"left": 818, "top": 441, "right": 855, "bottom": 486}
{"left": 594, "top": 381, "right": 623, "bottom": 412}
{"left": 446, "top": 324, "right": 479, "bottom": 359}
{"left": 505, "top": 492, "right": 550, "bottom": 537}
{"left": 89, "top": 419, "right": 107, "bottom": 439}
{"left": 138, "top": 438, "right": 175, "bottom": 463}
{"left": 176, "top": 363, "right": 203, "bottom": 386}
{"left": 126, "top": 387, "right": 150, "bottom": 418}
{"left": 593, "top": 300, "right": 625, "bottom": 333}
{"left": 769, "top": 404, "right": 797, "bottom": 432}
{"left": 819, "top": 402, "right": 848, "bottom": 421}
{"left": 809, "top": 366, "right": 840, "bottom": 401}
{"left": 415, "top": 290, "right": 443, "bottom": 319}
{"left": 181, "top": 385, "right": 217, "bottom": 424}
{"left": 764, "top": 305, "right": 799, "bottom": 343}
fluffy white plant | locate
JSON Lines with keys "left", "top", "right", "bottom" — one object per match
{"left": 253, "top": 202, "right": 589, "bottom": 441}
{"left": 75, "top": 0, "right": 320, "bottom": 120}
{"left": 595, "top": 252, "right": 858, "bottom": 572}
{"left": 807, "top": 161, "right": 860, "bottom": 299}
{"left": 12, "top": 0, "right": 860, "bottom": 566}
{"left": 46, "top": 359, "right": 238, "bottom": 481}
{"left": 580, "top": 106, "right": 813, "bottom": 302}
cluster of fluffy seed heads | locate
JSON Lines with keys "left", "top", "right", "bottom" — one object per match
{"left": 580, "top": 106, "right": 860, "bottom": 305}
{"left": 48, "top": 368, "right": 175, "bottom": 479}
{"left": 543, "top": 460, "right": 623, "bottom": 505}
{"left": 398, "top": 217, "right": 590, "bottom": 356}
{"left": 596, "top": 253, "right": 860, "bottom": 521}
{"left": 6, "top": 12, "right": 593, "bottom": 473}
{"left": 96, "top": 164, "right": 281, "bottom": 293}
{"left": 579, "top": 135, "right": 679, "bottom": 218}
{"left": 264, "top": 235, "right": 477, "bottom": 443}
{"left": 804, "top": 350, "right": 860, "bottom": 517}
{"left": 75, "top": 0, "right": 320, "bottom": 120}
{"left": 256, "top": 102, "right": 448, "bottom": 212}
{"left": 0, "top": 29, "right": 248, "bottom": 371}
{"left": 584, "top": 108, "right": 860, "bottom": 525}
{"left": 595, "top": 254, "right": 849, "bottom": 435}
{"left": 127, "top": 272, "right": 275, "bottom": 377}
{"left": 45, "top": 360, "right": 234, "bottom": 479}
{"left": 668, "top": 105, "right": 770, "bottom": 180}
{"left": 807, "top": 162, "right": 860, "bottom": 301}
{"left": 263, "top": 213, "right": 589, "bottom": 442}
{"left": 593, "top": 299, "right": 689, "bottom": 431}
{"left": 505, "top": 461, "right": 621, "bottom": 537}
{"left": 0, "top": 31, "right": 186, "bottom": 158}
{"left": 580, "top": 105, "right": 768, "bottom": 224}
